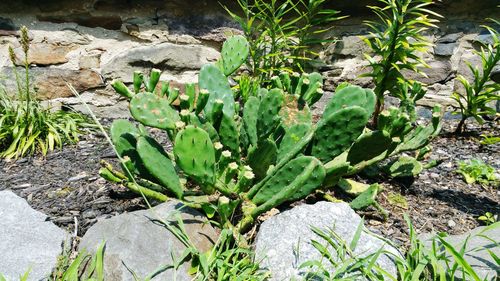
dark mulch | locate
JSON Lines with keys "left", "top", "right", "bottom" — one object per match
{"left": 0, "top": 116, "right": 498, "bottom": 243}
{"left": 357, "top": 119, "right": 500, "bottom": 244}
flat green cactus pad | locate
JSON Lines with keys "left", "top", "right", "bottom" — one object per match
{"left": 199, "top": 64, "right": 235, "bottom": 118}
{"left": 312, "top": 106, "right": 369, "bottom": 163}
{"left": 137, "top": 136, "right": 183, "bottom": 198}
{"left": 257, "top": 88, "right": 284, "bottom": 139}
{"left": 129, "top": 92, "right": 180, "bottom": 130}
{"left": 174, "top": 126, "right": 216, "bottom": 187}
{"left": 347, "top": 130, "right": 393, "bottom": 166}
{"left": 385, "top": 156, "right": 423, "bottom": 178}
{"left": 221, "top": 35, "right": 249, "bottom": 76}
{"left": 324, "top": 85, "right": 376, "bottom": 118}
{"left": 251, "top": 156, "right": 325, "bottom": 205}
{"left": 247, "top": 139, "right": 278, "bottom": 180}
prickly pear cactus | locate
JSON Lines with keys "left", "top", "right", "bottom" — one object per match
{"left": 220, "top": 35, "right": 249, "bottom": 76}
{"left": 242, "top": 96, "right": 260, "bottom": 147}
{"left": 218, "top": 114, "right": 240, "bottom": 159}
{"left": 136, "top": 136, "right": 183, "bottom": 198}
{"left": 110, "top": 119, "right": 141, "bottom": 157}
{"left": 311, "top": 106, "right": 369, "bottom": 163}
{"left": 279, "top": 95, "right": 312, "bottom": 130}
{"left": 257, "top": 88, "right": 284, "bottom": 139}
{"left": 324, "top": 85, "right": 376, "bottom": 118}
{"left": 109, "top": 120, "right": 154, "bottom": 181}
{"left": 174, "top": 126, "right": 216, "bottom": 192}
{"left": 249, "top": 155, "right": 325, "bottom": 207}
{"left": 247, "top": 139, "right": 278, "bottom": 180}
{"left": 199, "top": 64, "right": 235, "bottom": 118}
{"left": 277, "top": 123, "right": 311, "bottom": 161}
{"left": 384, "top": 156, "right": 423, "bottom": 178}
{"left": 129, "top": 93, "right": 180, "bottom": 130}
{"left": 347, "top": 130, "right": 393, "bottom": 166}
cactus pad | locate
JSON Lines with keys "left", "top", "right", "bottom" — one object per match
{"left": 384, "top": 156, "right": 423, "bottom": 178}
{"left": 174, "top": 126, "right": 216, "bottom": 188}
{"left": 279, "top": 95, "right": 312, "bottom": 131}
{"left": 247, "top": 139, "right": 278, "bottom": 180}
{"left": 250, "top": 155, "right": 325, "bottom": 206}
{"left": 257, "top": 88, "right": 284, "bottom": 139}
{"left": 242, "top": 96, "right": 260, "bottom": 146}
{"left": 220, "top": 35, "right": 249, "bottom": 76}
{"left": 130, "top": 92, "right": 180, "bottom": 130}
{"left": 199, "top": 64, "right": 235, "bottom": 118}
{"left": 219, "top": 114, "right": 240, "bottom": 158}
{"left": 278, "top": 123, "right": 311, "bottom": 161}
{"left": 137, "top": 136, "right": 183, "bottom": 198}
{"left": 109, "top": 119, "right": 151, "bottom": 179}
{"left": 347, "top": 130, "right": 393, "bottom": 166}
{"left": 324, "top": 85, "right": 376, "bottom": 118}
{"left": 110, "top": 119, "right": 140, "bottom": 157}
{"left": 312, "top": 106, "right": 369, "bottom": 163}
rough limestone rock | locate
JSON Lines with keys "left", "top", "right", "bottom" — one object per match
{"left": 79, "top": 200, "right": 219, "bottom": 281}
{"left": 421, "top": 226, "right": 500, "bottom": 280}
{"left": 0, "top": 67, "right": 103, "bottom": 100}
{"left": 13, "top": 42, "right": 78, "bottom": 66}
{"left": 0, "top": 190, "right": 68, "bottom": 281}
{"left": 254, "top": 202, "right": 400, "bottom": 280}
{"left": 101, "top": 43, "right": 220, "bottom": 83}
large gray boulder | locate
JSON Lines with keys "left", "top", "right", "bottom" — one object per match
{"left": 0, "top": 190, "right": 68, "bottom": 281}
{"left": 421, "top": 226, "right": 500, "bottom": 280}
{"left": 79, "top": 200, "right": 219, "bottom": 281}
{"left": 101, "top": 43, "right": 219, "bottom": 83}
{"left": 254, "top": 202, "right": 401, "bottom": 280}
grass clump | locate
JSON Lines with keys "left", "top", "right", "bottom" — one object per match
{"left": 0, "top": 26, "right": 90, "bottom": 160}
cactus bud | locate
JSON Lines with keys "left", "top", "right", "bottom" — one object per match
{"left": 133, "top": 71, "right": 143, "bottom": 94}
{"left": 214, "top": 142, "right": 223, "bottom": 150}
{"left": 235, "top": 170, "right": 255, "bottom": 193}
{"left": 179, "top": 94, "right": 190, "bottom": 110}
{"left": 224, "top": 162, "right": 239, "bottom": 183}
{"left": 180, "top": 109, "right": 190, "bottom": 123}
{"left": 111, "top": 80, "right": 133, "bottom": 99}
{"left": 175, "top": 121, "right": 186, "bottom": 130}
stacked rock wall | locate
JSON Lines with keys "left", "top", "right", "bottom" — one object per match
{"left": 0, "top": 0, "right": 498, "bottom": 117}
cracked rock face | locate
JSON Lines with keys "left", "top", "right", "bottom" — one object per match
{"left": 0, "top": 190, "right": 68, "bottom": 281}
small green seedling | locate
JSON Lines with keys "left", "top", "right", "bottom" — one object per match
{"left": 478, "top": 212, "right": 497, "bottom": 225}
{"left": 456, "top": 159, "right": 498, "bottom": 186}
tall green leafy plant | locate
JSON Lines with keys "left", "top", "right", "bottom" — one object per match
{"left": 452, "top": 22, "right": 500, "bottom": 133}
{"left": 362, "top": 0, "right": 440, "bottom": 124}
{"left": 224, "top": 0, "right": 345, "bottom": 83}
{"left": 0, "top": 26, "right": 89, "bottom": 159}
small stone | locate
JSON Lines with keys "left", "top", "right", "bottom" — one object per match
{"left": 434, "top": 43, "right": 457, "bottom": 56}
{"left": 68, "top": 172, "right": 89, "bottom": 182}
{"left": 448, "top": 219, "right": 456, "bottom": 228}
{"left": 430, "top": 172, "right": 440, "bottom": 179}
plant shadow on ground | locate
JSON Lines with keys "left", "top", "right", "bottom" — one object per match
{"left": 430, "top": 188, "right": 500, "bottom": 217}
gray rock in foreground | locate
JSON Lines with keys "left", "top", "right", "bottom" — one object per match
{"left": 421, "top": 226, "right": 500, "bottom": 280}
{"left": 79, "top": 200, "right": 219, "bottom": 281}
{"left": 254, "top": 202, "right": 401, "bottom": 280}
{"left": 0, "top": 190, "right": 68, "bottom": 281}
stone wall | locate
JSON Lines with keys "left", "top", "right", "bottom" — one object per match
{"left": 0, "top": 0, "right": 498, "bottom": 117}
